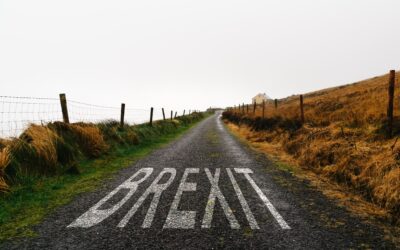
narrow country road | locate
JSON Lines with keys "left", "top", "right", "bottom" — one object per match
{"left": 3, "top": 113, "right": 394, "bottom": 249}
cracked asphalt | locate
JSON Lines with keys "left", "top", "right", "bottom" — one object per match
{"left": 2, "top": 113, "right": 395, "bottom": 249}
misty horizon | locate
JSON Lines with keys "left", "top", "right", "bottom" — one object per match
{"left": 1, "top": 0, "right": 399, "bottom": 111}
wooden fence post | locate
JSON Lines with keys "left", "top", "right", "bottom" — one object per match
{"left": 183, "top": 110, "right": 186, "bottom": 116}
{"left": 300, "top": 95, "right": 305, "bottom": 124}
{"left": 171, "top": 110, "right": 173, "bottom": 120}
{"left": 387, "top": 70, "right": 396, "bottom": 138}
{"left": 246, "top": 104, "right": 249, "bottom": 113}
{"left": 174, "top": 111, "right": 177, "bottom": 118}
{"left": 262, "top": 100, "right": 265, "bottom": 119}
{"left": 162, "top": 108, "right": 166, "bottom": 120}
{"left": 149, "top": 107, "right": 154, "bottom": 126}
{"left": 120, "top": 103, "right": 125, "bottom": 128}
{"left": 242, "top": 103, "right": 245, "bottom": 113}
{"left": 253, "top": 102, "right": 256, "bottom": 114}
{"left": 59, "top": 93, "right": 70, "bottom": 124}
{"left": 274, "top": 99, "right": 278, "bottom": 109}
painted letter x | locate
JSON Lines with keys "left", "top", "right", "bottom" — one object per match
{"left": 202, "top": 168, "right": 240, "bottom": 229}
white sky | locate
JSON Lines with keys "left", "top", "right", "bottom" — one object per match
{"left": 1, "top": 0, "right": 399, "bottom": 111}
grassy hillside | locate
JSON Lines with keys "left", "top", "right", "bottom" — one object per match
{"left": 262, "top": 72, "right": 399, "bottom": 126}
{"left": 223, "top": 72, "right": 400, "bottom": 222}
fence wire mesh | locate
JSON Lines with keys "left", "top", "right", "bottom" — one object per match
{"left": 0, "top": 95, "right": 188, "bottom": 138}
{"left": 0, "top": 96, "right": 62, "bottom": 138}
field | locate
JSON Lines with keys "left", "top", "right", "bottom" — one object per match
{"left": 223, "top": 71, "right": 400, "bottom": 222}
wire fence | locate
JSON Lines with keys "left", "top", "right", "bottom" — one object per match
{"left": 0, "top": 95, "right": 189, "bottom": 138}
{"left": 0, "top": 96, "right": 62, "bottom": 138}
{"left": 226, "top": 70, "right": 398, "bottom": 137}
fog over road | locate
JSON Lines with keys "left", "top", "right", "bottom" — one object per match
{"left": 3, "top": 113, "right": 393, "bottom": 249}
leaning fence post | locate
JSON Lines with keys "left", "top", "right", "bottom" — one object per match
{"left": 253, "top": 102, "right": 256, "bottom": 114}
{"left": 149, "top": 107, "right": 154, "bottom": 126}
{"left": 274, "top": 99, "right": 278, "bottom": 109}
{"left": 174, "top": 111, "right": 178, "bottom": 118}
{"left": 300, "top": 95, "right": 305, "bottom": 124}
{"left": 183, "top": 110, "right": 186, "bottom": 116}
{"left": 59, "top": 93, "right": 70, "bottom": 124}
{"left": 162, "top": 108, "right": 166, "bottom": 120}
{"left": 120, "top": 103, "right": 125, "bottom": 128}
{"left": 387, "top": 70, "right": 396, "bottom": 138}
{"left": 262, "top": 100, "right": 265, "bottom": 119}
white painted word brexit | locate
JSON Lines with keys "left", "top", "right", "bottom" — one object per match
{"left": 68, "top": 168, "right": 290, "bottom": 230}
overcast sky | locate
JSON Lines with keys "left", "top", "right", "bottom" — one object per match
{"left": 0, "top": 0, "right": 399, "bottom": 111}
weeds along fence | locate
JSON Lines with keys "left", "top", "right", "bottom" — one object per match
{"left": 226, "top": 70, "right": 399, "bottom": 137}
{"left": 0, "top": 93, "right": 196, "bottom": 138}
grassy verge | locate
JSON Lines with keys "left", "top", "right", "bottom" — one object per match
{"left": 0, "top": 114, "right": 207, "bottom": 242}
{"left": 224, "top": 121, "right": 400, "bottom": 245}
{"left": 223, "top": 97, "right": 400, "bottom": 224}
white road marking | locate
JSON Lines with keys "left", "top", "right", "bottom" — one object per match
{"left": 164, "top": 168, "right": 199, "bottom": 229}
{"left": 226, "top": 168, "right": 260, "bottom": 229}
{"left": 68, "top": 167, "right": 291, "bottom": 230}
{"left": 235, "top": 168, "right": 291, "bottom": 230}
{"left": 118, "top": 168, "right": 176, "bottom": 228}
{"left": 68, "top": 168, "right": 153, "bottom": 228}
{"left": 202, "top": 168, "right": 240, "bottom": 229}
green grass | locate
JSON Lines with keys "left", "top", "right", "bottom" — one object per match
{"left": 274, "top": 161, "right": 297, "bottom": 174}
{"left": 0, "top": 120, "right": 202, "bottom": 242}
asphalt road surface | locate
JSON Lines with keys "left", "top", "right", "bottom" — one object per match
{"left": 3, "top": 113, "right": 394, "bottom": 249}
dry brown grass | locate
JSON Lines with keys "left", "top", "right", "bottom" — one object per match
{"left": 3, "top": 123, "right": 108, "bottom": 176}
{"left": 15, "top": 124, "right": 60, "bottom": 173}
{"left": 226, "top": 123, "right": 389, "bottom": 215}
{"left": 0, "top": 147, "right": 11, "bottom": 192}
{"left": 227, "top": 122, "right": 400, "bottom": 244}
{"left": 238, "top": 71, "right": 400, "bottom": 128}
{"left": 69, "top": 124, "right": 108, "bottom": 158}
{"left": 24, "top": 125, "right": 58, "bottom": 165}
{"left": 225, "top": 71, "right": 400, "bottom": 222}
